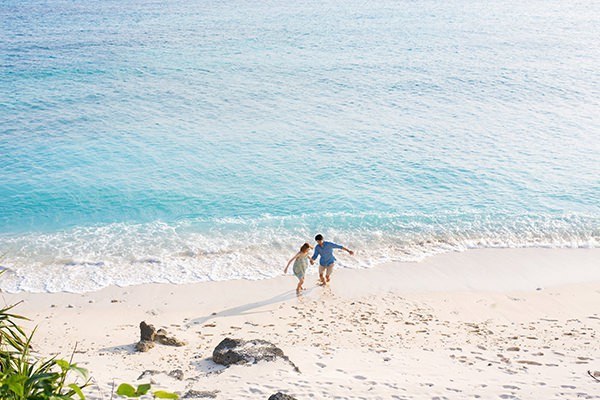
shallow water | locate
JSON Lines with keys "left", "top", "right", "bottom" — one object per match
{"left": 1, "top": 0, "right": 599, "bottom": 292}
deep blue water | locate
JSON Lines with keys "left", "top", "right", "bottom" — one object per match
{"left": 1, "top": 0, "right": 599, "bottom": 292}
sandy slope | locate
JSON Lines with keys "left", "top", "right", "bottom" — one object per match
{"left": 3, "top": 248, "right": 599, "bottom": 399}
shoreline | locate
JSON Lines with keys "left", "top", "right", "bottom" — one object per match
{"left": 3, "top": 248, "right": 599, "bottom": 399}
{"left": 3, "top": 246, "right": 599, "bottom": 296}
{"left": 5, "top": 247, "right": 598, "bottom": 300}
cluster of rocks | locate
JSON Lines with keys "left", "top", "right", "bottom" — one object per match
{"left": 135, "top": 321, "right": 186, "bottom": 352}
{"left": 138, "top": 369, "right": 184, "bottom": 381}
{"left": 211, "top": 338, "right": 300, "bottom": 398}
{"left": 134, "top": 329, "right": 299, "bottom": 399}
{"left": 178, "top": 390, "right": 294, "bottom": 400}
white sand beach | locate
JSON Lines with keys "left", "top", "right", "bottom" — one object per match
{"left": 3, "top": 248, "right": 599, "bottom": 399}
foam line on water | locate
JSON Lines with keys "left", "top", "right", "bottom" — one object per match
{"left": 0, "top": 212, "right": 597, "bottom": 293}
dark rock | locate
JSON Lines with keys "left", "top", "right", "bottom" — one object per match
{"left": 168, "top": 369, "right": 184, "bottom": 380}
{"left": 268, "top": 392, "right": 297, "bottom": 400}
{"left": 156, "top": 328, "right": 186, "bottom": 347}
{"left": 182, "top": 390, "right": 219, "bottom": 398}
{"left": 138, "top": 369, "right": 184, "bottom": 381}
{"left": 140, "top": 321, "right": 157, "bottom": 341}
{"left": 213, "top": 338, "right": 283, "bottom": 365}
{"left": 137, "top": 370, "right": 161, "bottom": 380}
{"left": 135, "top": 340, "right": 155, "bottom": 352}
{"left": 213, "top": 338, "right": 248, "bottom": 365}
{"left": 213, "top": 338, "right": 300, "bottom": 372}
{"left": 136, "top": 322, "right": 186, "bottom": 352}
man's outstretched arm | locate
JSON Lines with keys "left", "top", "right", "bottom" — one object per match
{"left": 339, "top": 244, "right": 354, "bottom": 255}
{"left": 333, "top": 242, "right": 354, "bottom": 255}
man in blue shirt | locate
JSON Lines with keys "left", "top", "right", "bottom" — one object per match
{"left": 310, "top": 234, "right": 354, "bottom": 285}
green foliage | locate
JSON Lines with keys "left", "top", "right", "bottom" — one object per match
{"left": 0, "top": 269, "right": 179, "bottom": 400}
{"left": 116, "top": 383, "right": 178, "bottom": 399}
{"left": 0, "top": 271, "right": 90, "bottom": 399}
{"left": 116, "top": 383, "right": 151, "bottom": 397}
{"left": 153, "top": 390, "right": 179, "bottom": 399}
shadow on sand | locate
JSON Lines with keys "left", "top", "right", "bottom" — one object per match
{"left": 99, "top": 343, "right": 137, "bottom": 355}
{"left": 186, "top": 289, "right": 305, "bottom": 327}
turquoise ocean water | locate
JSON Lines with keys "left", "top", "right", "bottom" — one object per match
{"left": 1, "top": 0, "right": 599, "bottom": 292}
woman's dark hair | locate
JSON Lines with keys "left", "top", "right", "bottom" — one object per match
{"left": 315, "top": 234, "right": 323, "bottom": 241}
{"left": 300, "top": 243, "right": 311, "bottom": 252}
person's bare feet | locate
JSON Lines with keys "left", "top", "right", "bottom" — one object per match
{"left": 326, "top": 276, "right": 331, "bottom": 283}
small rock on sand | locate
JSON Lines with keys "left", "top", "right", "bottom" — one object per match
{"left": 156, "top": 329, "right": 186, "bottom": 347}
{"left": 135, "top": 340, "right": 155, "bottom": 352}
{"left": 168, "top": 369, "right": 184, "bottom": 380}
{"left": 137, "top": 370, "right": 161, "bottom": 380}
{"left": 182, "top": 390, "right": 219, "bottom": 398}
{"left": 136, "top": 322, "right": 186, "bottom": 351}
{"left": 268, "top": 393, "right": 297, "bottom": 400}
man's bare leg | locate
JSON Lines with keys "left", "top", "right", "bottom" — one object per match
{"left": 318, "top": 265, "right": 327, "bottom": 285}
{"left": 325, "top": 264, "right": 334, "bottom": 283}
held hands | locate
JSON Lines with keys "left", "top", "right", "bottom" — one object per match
{"left": 310, "top": 259, "right": 315, "bottom": 265}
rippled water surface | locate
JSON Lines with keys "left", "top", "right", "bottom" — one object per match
{"left": 1, "top": 0, "right": 599, "bottom": 292}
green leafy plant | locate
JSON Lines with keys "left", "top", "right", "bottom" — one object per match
{"left": 0, "top": 266, "right": 179, "bottom": 400}
{"left": 0, "top": 270, "right": 90, "bottom": 399}
{"left": 153, "top": 390, "right": 179, "bottom": 399}
{"left": 116, "top": 383, "right": 178, "bottom": 399}
{"left": 116, "top": 383, "right": 151, "bottom": 397}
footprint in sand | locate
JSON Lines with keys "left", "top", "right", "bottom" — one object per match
{"left": 353, "top": 375, "right": 367, "bottom": 380}
{"left": 316, "top": 362, "right": 326, "bottom": 368}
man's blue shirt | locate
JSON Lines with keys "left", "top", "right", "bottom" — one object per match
{"left": 311, "top": 241, "right": 343, "bottom": 266}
